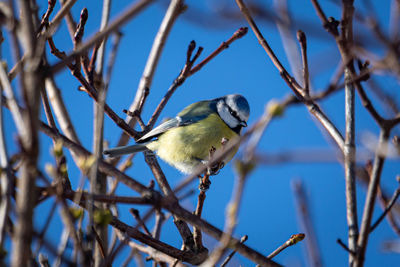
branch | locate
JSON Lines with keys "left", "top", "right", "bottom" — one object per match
{"left": 38, "top": 122, "right": 280, "bottom": 266}
{"left": 235, "top": 0, "right": 345, "bottom": 153}
{"left": 50, "top": 0, "right": 156, "bottom": 74}
{"left": 267, "top": 233, "right": 305, "bottom": 259}
{"left": 220, "top": 235, "right": 248, "bottom": 267}
{"left": 370, "top": 181, "right": 400, "bottom": 233}
{"left": 200, "top": 159, "right": 251, "bottom": 266}
{"left": 145, "top": 40, "right": 203, "bottom": 130}
{"left": 0, "top": 62, "right": 26, "bottom": 138}
{"left": 129, "top": 0, "right": 185, "bottom": 121}
{"left": 292, "top": 180, "right": 322, "bottom": 267}
{"left": 296, "top": 30, "right": 310, "bottom": 95}
{"left": 188, "top": 26, "right": 248, "bottom": 75}
{"left": 344, "top": 66, "right": 359, "bottom": 264}
{"left": 356, "top": 129, "right": 390, "bottom": 267}
{"left": 95, "top": 0, "right": 112, "bottom": 75}
{"left": 0, "top": 62, "right": 12, "bottom": 250}
{"left": 144, "top": 150, "right": 196, "bottom": 254}
{"left": 12, "top": 1, "right": 43, "bottom": 265}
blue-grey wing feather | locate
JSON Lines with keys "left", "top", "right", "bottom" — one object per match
{"left": 138, "top": 118, "right": 180, "bottom": 142}
{"left": 138, "top": 101, "right": 215, "bottom": 142}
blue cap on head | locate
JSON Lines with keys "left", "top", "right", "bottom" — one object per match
{"left": 225, "top": 94, "right": 250, "bottom": 122}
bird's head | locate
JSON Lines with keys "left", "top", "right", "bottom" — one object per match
{"left": 216, "top": 94, "right": 250, "bottom": 133}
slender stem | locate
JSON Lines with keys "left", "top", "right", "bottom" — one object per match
{"left": 0, "top": 64, "right": 11, "bottom": 249}
{"left": 188, "top": 27, "right": 248, "bottom": 75}
{"left": 344, "top": 67, "right": 359, "bottom": 265}
{"left": 45, "top": 0, "right": 78, "bottom": 37}
{"left": 129, "top": 0, "right": 184, "bottom": 116}
{"left": 0, "top": 63, "right": 26, "bottom": 138}
{"left": 45, "top": 76, "right": 82, "bottom": 162}
{"left": 236, "top": 0, "right": 345, "bottom": 153}
{"left": 292, "top": 180, "right": 322, "bottom": 267}
{"left": 296, "top": 30, "right": 310, "bottom": 94}
{"left": 50, "top": 0, "right": 156, "bottom": 74}
{"left": 90, "top": 2, "right": 113, "bottom": 265}
{"left": 356, "top": 129, "right": 390, "bottom": 267}
{"left": 220, "top": 235, "right": 248, "bottom": 267}
{"left": 193, "top": 190, "right": 206, "bottom": 251}
{"left": 144, "top": 150, "right": 195, "bottom": 252}
{"left": 59, "top": 0, "right": 78, "bottom": 39}
{"left": 146, "top": 41, "right": 202, "bottom": 130}
{"left": 235, "top": 0, "right": 294, "bottom": 82}
{"left": 337, "top": 238, "right": 355, "bottom": 254}
{"left": 370, "top": 185, "right": 400, "bottom": 233}
{"left": 267, "top": 233, "right": 305, "bottom": 259}
{"left": 200, "top": 164, "right": 249, "bottom": 266}
{"left": 130, "top": 208, "right": 152, "bottom": 236}
{"left": 12, "top": 1, "right": 42, "bottom": 266}
{"left": 95, "top": 0, "right": 112, "bottom": 75}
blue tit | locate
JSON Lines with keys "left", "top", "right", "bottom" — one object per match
{"left": 104, "top": 94, "right": 250, "bottom": 174}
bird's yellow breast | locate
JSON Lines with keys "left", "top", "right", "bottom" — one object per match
{"left": 146, "top": 114, "right": 239, "bottom": 173}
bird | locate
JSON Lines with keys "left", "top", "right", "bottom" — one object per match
{"left": 103, "top": 94, "right": 250, "bottom": 174}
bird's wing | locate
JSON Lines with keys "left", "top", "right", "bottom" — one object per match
{"left": 138, "top": 101, "right": 213, "bottom": 142}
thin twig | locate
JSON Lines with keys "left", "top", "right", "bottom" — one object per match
{"left": 0, "top": 62, "right": 26, "bottom": 138}
{"left": 144, "top": 150, "right": 196, "bottom": 253}
{"left": 145, "top": 40, "right": 203, "bottom": 130}
{"left": 267, "top": 233, "right": 305, "bottom": 259}
{"left": 336, "top": 238, "right": 355, "bottom": 255}
{"left": 44, "top": 0, "right": 78, "bottom": 38}
{"left": 126, "top": 0, "right": 185, "bottom": 133}
{"left": 0, "top": 63, "right": 12, "bottom": 249}
{"left": 296, "top": 30, "right": 310, "bottom": 95}
{"left": 370, "top": 183, "right": 400, "bottom": 232}
{"left": 34, "top": 201, "right": 57, "bottom": 255}
{"left": 37, "top": 0, "right": 56, "bottom": 33}
{"left": 100, "top": 235, "right": 129, "bottom": 267}
{"left": 292, "top": 180, "right": 322, "bottom": 267}
{"left": 88, "top": 1, "right": 113, "bottom": 264}
{"left": 50, "top": 0, "right": 156, "bottom": 74}
{"left": 235, "top": 0, "right": 345, "bottom": 153}
{"left": 220, "top": 235, "right": 248, "bottom": 267}
{"left": 356, "top": 129, "right": 390, "bottom": 267}
{"left": 130, "top": 208, "right": 152, "bottom": 236}
{"left": 38, "top": 253, "right": 51, "bottom": 267}
{"left": 59, "top": 0, "right": 78, "bottom": 39}
{"left": 188, "top": 27, "right": 248, "bottom": 75}
{"left": 200, "top": 159, "right": 251, "bottom": 266}
{"left": 95, "top": 0, "right": 112, "bottom": 76}
{"left": 193, "top": 191, "right": 206, "bottom": 252}
{"left": 48, "top": 34, "right": 140, "bottom": 139}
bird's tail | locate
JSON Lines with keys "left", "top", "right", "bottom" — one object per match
{"left": 103, "top": 144, "right": 148, "bottom": 157}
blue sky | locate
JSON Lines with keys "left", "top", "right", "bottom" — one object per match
{"left": 3, "top": 0, "right": 400, "bottom": 266}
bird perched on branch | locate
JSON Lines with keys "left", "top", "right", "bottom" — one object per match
{"left": 104, "top": 94, "right": 250, "bottom": 174}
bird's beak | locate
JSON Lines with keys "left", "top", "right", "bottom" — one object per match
{"left": 240, "top": 121, "right": 247, "bottom": 127}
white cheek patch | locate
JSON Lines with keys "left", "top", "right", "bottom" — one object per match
{"left": 226, "top": 95, "right": 239, "bottom": 112}
{"left": 217, "top": 101, "right": 239, "bottom": 128}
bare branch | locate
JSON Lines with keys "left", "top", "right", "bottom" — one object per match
{"left": 344, "top": 67, "right": 359, "bottom": 265}
{"left": 50, "top": 0, "right": 156, "bottom": 74}
{"left": 267, "top": 233, "right": 305, "bottom": 259}
{"left": 356, "top": 129, "right": 390, "bottom": 267}
{"left": 370, "top": 181, "right": 400, "bottom": 233}
{"left": 127, "top": 0, "right": 185, "bottom": 127}
{"left": 292, "top": 180, "right": 322, "bottom": 267}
